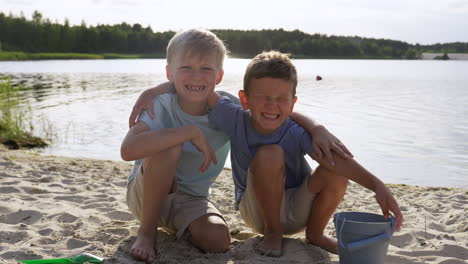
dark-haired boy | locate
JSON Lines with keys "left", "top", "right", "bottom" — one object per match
{"left": 206, "top": 51, "right": 403, "bottom": 256}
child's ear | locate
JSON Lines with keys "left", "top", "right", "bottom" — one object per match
{"left": 166, "top": 65, "right": 173, "bottom": 81}
{"left": 238, "top": 90, "right": 249, "bottom": 110}
{"left": 215, "top": 70, "right": 224, "bottom": 85}
{"left": 290, "top": 96, "right": 298, "bottom": 112}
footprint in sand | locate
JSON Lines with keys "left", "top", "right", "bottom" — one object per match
{"left": 54, "top": 212, "right": 79, "bottom": 223}
{"left": 104, "top": 228, "right": 130, "bottom": 236}
{"left": 0, "top": 205, "right": 13, "bottom": 214}
{"left": 0, "top": 210, "right": 43, "bottom": 225}
{"left": 93, "top": 194, "right": 109, "bottom": 199}
{"left": 390, "top": 233, "right": 413, "bottom": 247}
{"left": 1, "top": 180, "right": 20, "bottom": 185}
{"left": 48, "top": 183, "right": 64, "bottom": 188}
{"left": 21, "top": 186, "right": 49, "bottom": 194}
{"left": 38, "top": 228, "right": 54, "bottom": 236}
{"left": 80, "top": 202, "right": 113, "bottom": 212}
{"left": 0, "top": 159, "right": 14, "bottom": 166}
{"left": 0, "top": 231, "right": 29, "bottom": 244}
{"left": 53, "top": 195, "right": 88, "bottom": 204}
{"left": 0, "top": 172, "right": 17, "bottom": 179}
{"left": 0, "top": 251, "right": 42, "bottom": 262}
{"left": 66, "top": 238, "right": 90, "bottom": 249}
{"left": 105, "top": 210, "right": 134, "bottom": 221}
{"left": 397, "top": 244, "right": 468, "bottom": 258}
{"left": 0, "top": 186, "right": 21, "bottom": 194}
{"left": 38, "top": 237, "right": 57, "bottom": 245}
{"left": 437, "top": 259, "right": 467, "bottom": 264}
{"left": 384, "top": 254, "right": 425, "bottom": 264}
{"left": 61, "top": 179, "right": 74, "bottom": 185}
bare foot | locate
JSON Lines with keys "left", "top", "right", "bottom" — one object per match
{"left": 306, "top": 235, "right": 338, "bottom": 254}
{"left": 129, "top": 229, "right": 157, "bottom": 263}
{"left": 254, "top": 233, "right": 283, "bottom": 257}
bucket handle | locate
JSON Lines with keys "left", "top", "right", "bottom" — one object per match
{"left": 336, "top": 215, "right": 396, "bottom": 253}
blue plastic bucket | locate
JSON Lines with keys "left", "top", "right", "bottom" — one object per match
{"left": 333, "top": 212, "right": 396, "bottom": 264}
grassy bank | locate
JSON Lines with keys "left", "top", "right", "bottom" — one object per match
{"left": 0, "top": 78, "right": 50, "bottom": 149}
{"left": 0, "top": 51, "right": 165, "bottom": 61}
{"left": 1, "top": 51, "right": 414, "bottom": 61}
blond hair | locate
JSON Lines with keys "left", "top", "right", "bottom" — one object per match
{"left": 166, "top": 29, "right": 227, "bottom": 69}
{"left": 243, "top": 51, "right": 297, "bottom": 96}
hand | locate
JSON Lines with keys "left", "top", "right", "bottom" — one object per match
{"left": 128, "top": 82, "right": 175, "bottom": 128}
{"left": 374, "top": 183, "right": 403, "bottom": 231}
{"left": 129, "top": 89, "right": 156, "bottom": 128}
{"left": 311, "top": 125, "right": 353, "bottom": 166}
{"left": 189, "top": 126, "right": 217, "bottom": 172}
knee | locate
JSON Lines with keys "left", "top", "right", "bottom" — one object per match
{"left": 144, "top": 144, "right": 182, "bottom": 164}
{"left": 311, "top": 165, "right": 348, "bottom": 194}
{"left": 254, "top": 144, "right": 284, "bottom": 166}
{"left": 163, "top": 144, "right": 183, "bottom": 160}
{"left": 194, "top": 222, "right": 231, "bottom": 252}
{"left": 190, "top": 215, "right": 230, "bottom": 252}
{"left": 326, "top": 171, "right": 348, "bottom": 195}
{"left": 205, "top": 223, "right": 231, "bottom": 252}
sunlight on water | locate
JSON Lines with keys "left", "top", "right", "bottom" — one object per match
{"left": 1, "top": 59, "right": 467, "bottom": 188}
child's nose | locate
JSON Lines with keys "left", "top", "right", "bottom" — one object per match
{"left": 191, "top": 70, "right": 204, "bottom": 80}
{"left": 264, "top": 99, "right": 276, "bottom": 108}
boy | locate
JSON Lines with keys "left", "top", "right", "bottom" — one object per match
{"left": 206, "top": 51, "right": 403, "bottom": 256}
{"left": 121, "top": 29, "right": 234, "bottom": 263}
{"left": 124, "top": 29, "right": 352, "bottom": 262}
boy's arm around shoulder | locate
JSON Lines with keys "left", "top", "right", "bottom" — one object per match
{"left": 207, "top": 91, "right": 241, "bottom": 137}
{"left": 290, "top": 112, "right": 353, "bottom": 166}
{"left": 129, "top": 82, "right": 175, "bottom": 128}
{"left": 207, "top": 91, "right": 222, "bottom": 109}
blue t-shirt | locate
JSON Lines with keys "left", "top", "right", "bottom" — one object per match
{"left": 208, "top": 96, "right": 313, "bottom": 209}
{"left": 128, "top": 91, "right": 239, "bottom": 198}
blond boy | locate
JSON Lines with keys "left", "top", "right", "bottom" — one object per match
{"left": 121, "top": 29, "right": 233, "bottom": 262}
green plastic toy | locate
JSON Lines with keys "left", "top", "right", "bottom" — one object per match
{"left": 20, "top": 252, "right": 103, "bottom": 264}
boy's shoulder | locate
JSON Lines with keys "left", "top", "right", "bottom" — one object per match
{"left": 152, "top": 93, "right": 176, "bottom": 107}
{"left": 271, "top": 118, "right": 310, "bottom": 145}
{"left": 284, "top": 118, "right": 308, "bottom": 135}
{"left": 217, "top": 91, "right": 240, "bottom": 105}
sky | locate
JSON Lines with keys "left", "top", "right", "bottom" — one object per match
{"left": 2, "top": 0, "right": 468, "bottom": 45}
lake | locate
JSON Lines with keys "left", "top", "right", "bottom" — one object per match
{"left": 1, "top": 59, "right": 467, "bottom": 189}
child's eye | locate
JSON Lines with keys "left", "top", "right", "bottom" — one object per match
{"left": 202, "top": 67, "right": 214, "bottom": 71}
{"left": 180, "top": 66, "right": 191, "bottom": 70}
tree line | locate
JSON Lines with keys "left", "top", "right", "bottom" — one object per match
{"left": 1, "top": 11, "right": 467, "bottom": 59}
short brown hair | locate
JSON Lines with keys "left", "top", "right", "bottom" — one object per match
{"left": 243, "top": 51, "right": 297, "bottom": 96}
{"left": 166, "top": 29, "right": 227, "bottom": 70}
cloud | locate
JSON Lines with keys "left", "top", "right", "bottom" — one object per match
{"left": 111, "top": 0, "right": 141, "bottom": 6}
{"left": 3, "top": 0, "right": 34, "bottom": 5}
{"left": 449, "top": 0, "right": 468, "bottom": 8}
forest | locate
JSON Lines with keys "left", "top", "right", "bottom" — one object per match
{"left": 1, "top": 11, "right": 467, "bottom": 60}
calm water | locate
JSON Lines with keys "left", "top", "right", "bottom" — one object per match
{"left": 1, "top": 59, "right": 467, "bottom": 189}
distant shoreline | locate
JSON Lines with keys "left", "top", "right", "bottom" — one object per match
{"left": 2, "top": 51, "right": 468, "bottom": 61}
{"left": 0, "top": 52, "right": 166, "bottom": 61}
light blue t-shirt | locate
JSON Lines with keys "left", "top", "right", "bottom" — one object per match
{"left": 128, "top": 91, "right": 239, "bottom": 198}
{"left": 208, "top": 96, "right": 313, "bottom": 209}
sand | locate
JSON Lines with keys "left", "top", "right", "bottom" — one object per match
{"left": 0, "top": 145, "right": 467, "bottom": 264}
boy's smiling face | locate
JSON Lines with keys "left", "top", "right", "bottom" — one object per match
{"left": 166, "top": 51, "right": 223, "bottom": 111}
{"left": 239, "top": 77, "right": 297, "bottom": 134}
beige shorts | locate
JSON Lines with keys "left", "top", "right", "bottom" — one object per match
{"left": 126, "top": 164, "right": 225, "bottom": 238}
{"left": 239, "top": 170, "right": 316, "bottom": 235}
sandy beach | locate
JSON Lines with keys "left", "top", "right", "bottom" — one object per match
{"left": 0, "top": 145, "right": 466, "bottom": 264}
